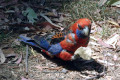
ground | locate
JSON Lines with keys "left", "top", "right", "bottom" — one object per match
{"left": 0, "top": 0, "right": 120, "bottom": 80}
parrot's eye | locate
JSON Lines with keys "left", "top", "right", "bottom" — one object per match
{"left": 78, "top": 24, "right": 83, "bottom": 30}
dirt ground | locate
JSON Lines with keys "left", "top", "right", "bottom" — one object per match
{"left": 1, "top": 35, "right": 120, "bottom": 80}
{"left": 0, "top": 50, "right": 106, "bottom": 80}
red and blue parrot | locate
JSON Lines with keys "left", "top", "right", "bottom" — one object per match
{"left": 19, "top": 18, "right": 91, "bottom": 61}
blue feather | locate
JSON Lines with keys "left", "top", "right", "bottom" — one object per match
{"left": 18, "top": 35, "right": 39, "bottom": 47}
{"left": 18, "top": 35, "right": 50, "bottom": 50}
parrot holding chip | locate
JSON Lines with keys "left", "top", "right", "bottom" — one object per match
{"left": 19, "top": 18, "right": 91, "bottom": 61}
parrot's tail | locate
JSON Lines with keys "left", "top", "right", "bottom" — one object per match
{"left": 18, "top": 35, "right": 53, "bottom": 57}
{"left": 19, "top": 35, "right": 50, "bottom": 50}
{"left": 18, "top": 35, "right": 39, "bottom": 47}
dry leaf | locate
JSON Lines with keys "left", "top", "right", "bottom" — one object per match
{"left": 117, "top": 40, "right": 120, "bottom": 46}
{"left": 61, "top": 68, "right": 68, "bottom": 73}
{"left": 14, "top": 39, "right": 20, "bottom": 45}
{"left": 105, "top": 76, "right": 113, "bottom": 80}
{"left": 90, "top": 36, "right": 98, "bottom": 41}
{"left": 113, "top": 54, "right": 118, "bottom": 61}
{"left": 40, "top": 13, "right": 64, "bottom": 30}
{"left": 15, "top": 54, "right": 22, "bottom": 64}
{"left": 89, "top": 42, "right": 100, "bottom": 46}
{"left": 21, "top": 77, "right": 32, "bottom": 80}
{"left": 91, "top": 22, "right": 97, "bottom": 29}
{"left": 1, "top": 0, "right": 18, "bottom": 7}
{"left": 59, "top": 15, "right": 64, "bottom": 22}
{"left": 52, "top": 15, "right": 64, "bottom": 23}
{"left": 45, "top": 12, "right": 57, "bottom": 17}
{"left": 106, "top": 34, "right": 119, "bottom": 48}
{"left": 92, "top": 56, "right": 100, "bottom": 59}
{"left": 50, "top": 3, "right": 62, "bottom": 7}
{"left": 30, "top": 47, "right": 37, "bottom": 57}
{"left": 39, "top": 22, "right": 54, "bottom": 29}
{"left": 97, "top": 59, "right": 114, "bottom": 66}
{"left": 2, "top": 48, "right": 14, "bottom": 55}
{"left": 108, "top": 20, "right": 120, "bottom": 27}
{"left": 115, "top": 5, "right": 120, "bottom": 7}
{"left": 34, "top": 65, "right": 50, "bottom": 71}
{"left": 52, "top": 9, "right": 58, "bottom": 16}
{"left": 0, "top": 49, "right": 6, "bottom": 64}
{"left": 34, "top": 65, "right": 43, "bottom": 71}
{"left": 98, "top": 38, "right": 112, "bottom": 48}
{"left": 5, "top": 53, "right": 16, "bottom": 58}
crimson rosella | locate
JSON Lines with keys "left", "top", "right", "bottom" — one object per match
{"left": 19, "top": 18, "right": 91, "bottom": 61}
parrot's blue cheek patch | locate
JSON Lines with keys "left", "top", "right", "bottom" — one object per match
{"left": 48, "top": 43, "right": 63, "bottom": 55}
{"left": 76, "top": 29, "right": 86, "bottom": 38}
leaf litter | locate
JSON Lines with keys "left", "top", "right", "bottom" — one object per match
{"left": 0, "top": 0, "right": 120, "bottom": 80}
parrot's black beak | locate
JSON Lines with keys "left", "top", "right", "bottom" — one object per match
{"left": 78, "top": 24, "right": 83, "bottom": 30}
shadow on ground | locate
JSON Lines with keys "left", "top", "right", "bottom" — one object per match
{"left": 40, "top": 50, "right": 106, "bottom": 73}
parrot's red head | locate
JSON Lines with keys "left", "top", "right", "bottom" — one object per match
{"left": 70, "top": 18, "right": 91, "bottom": 37}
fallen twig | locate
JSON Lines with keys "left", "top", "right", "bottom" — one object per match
{"left": 85, "top": 72, "right": 105, "bottom": 80}
{"left": 97, "top": 59, "right": 120, "bottom": 66}
{"left": 25, "top": 45, "right": 29, "bottom": 75}
{"left": 48, "top": 66, "right": 63, "bottom": 70}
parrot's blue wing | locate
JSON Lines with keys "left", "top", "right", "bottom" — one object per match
{"left": 34, "top": 36, "right": 50, "bottom": 50}
{"left": 18, "top": 35, "right": 39, "bottom": 47}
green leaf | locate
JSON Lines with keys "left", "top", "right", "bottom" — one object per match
{"left": 107, "top": 0, "right": 119, "bottom": 5}
{"left": 112, "top": 1, "right": 120, "bottom": 7}
{"left": 22, "top": 7, "right": 38, "bottom": 24}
